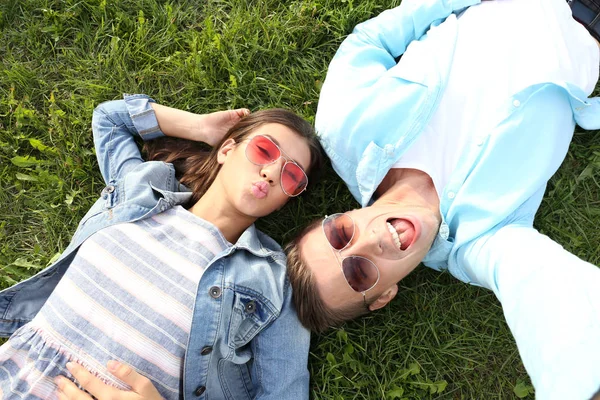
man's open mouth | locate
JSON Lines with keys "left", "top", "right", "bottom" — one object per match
{"left": 386, "top": 218, "right": 416, "bottom": 251}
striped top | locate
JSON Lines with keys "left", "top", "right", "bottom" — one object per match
{"left": 0, "top": 206, "right": 230, "bottom": 399}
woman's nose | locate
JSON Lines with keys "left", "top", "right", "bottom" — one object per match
{"left": 260, "top": 160, "right": 284, "bottom": 185}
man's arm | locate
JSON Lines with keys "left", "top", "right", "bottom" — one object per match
{"left": 335, "top": 0, "right": 479, "bottom": 69}
{"left": 458, "top": 225, "right": 600, "bottom": 400}
{"left": 317, "top": 0, "right": 480, "bottom": 110}
{"left": 315, "top": 0, "right": 480, "bottom": 204}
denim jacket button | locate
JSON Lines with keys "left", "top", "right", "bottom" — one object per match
{"left": 193, "top": 386, "right": 206, "bottom": 396}
{"left": 209, "top": 286, "right": 221, "bottom": 299}
{"left": 103, "top": 185, "right": 115, "bottom": 194}
{"left": 200, "top": 346, "right": 212, "bottom": 356}
{"left": 245, "top": 301, "right": 256, "bottom": 313}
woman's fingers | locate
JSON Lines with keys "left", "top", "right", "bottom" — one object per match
{"left": 62, "top": 362, "right": 122, "bottom": 399}
{"left": 106, "top": 360, "right": 162, "bottom": 398}
{"left": 233, "top": 108, "right": 251, "bottom": 118}
{"left": 55, "top": 373, "right": 94, "bottom": 400}
{"left": 199, "top": 108, "right": 251, "bottom": 146}
{"left": 56, "top": 361, "right": 162, "bottom": 400}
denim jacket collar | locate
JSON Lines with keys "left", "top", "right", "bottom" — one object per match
{"left": 233, "top": 224, "right": 284, "bottom": 260}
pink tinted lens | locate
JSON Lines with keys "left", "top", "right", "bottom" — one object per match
{"left": 341, "top": 257, "right": 378, "bottom": 292}
{"left": 246, "top": 135, "right": 280, "bottom": 165}
{"left": 323, "top": 214, "right": 354, "bottom": 250}
{"left": 281, "top": 162, "right": 308, "bottom": 196}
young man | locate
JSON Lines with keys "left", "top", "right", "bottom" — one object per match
{"left": 286, "top": 0, "right": 600, "bottom": 399}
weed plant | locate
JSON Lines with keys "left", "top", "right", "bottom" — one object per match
{"left": 1, "top": 0, "right": 599, "bottom": 399}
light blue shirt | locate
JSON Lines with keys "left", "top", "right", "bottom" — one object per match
{"left": 316, "top": 0, "right": 600, "bottom": 398}
{"left": 315, "top": 0, "right": 600, "bottom": 282}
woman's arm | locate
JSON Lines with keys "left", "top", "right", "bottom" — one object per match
{"left": 93, "top": 95, "right": 249, "bottom": 185}
{"left": 150, "top": 103, "right": 249, "bottom": 146}
{"left": 92, "top": 95, "right": 156, "bottom": 185}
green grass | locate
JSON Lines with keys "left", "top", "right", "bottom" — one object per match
{"left": 1, "top": 0, "right": 598, "bottom": 398}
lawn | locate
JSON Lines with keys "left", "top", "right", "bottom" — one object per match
{"left": 1, "top": 0, "right": 599, "bottom": 399}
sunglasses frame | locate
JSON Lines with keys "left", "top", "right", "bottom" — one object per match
{"left": 244, "top": 135, "right": 308, "bottom": 197}
{"left": 322, "top": 213, "right": 380, "bottom": 309}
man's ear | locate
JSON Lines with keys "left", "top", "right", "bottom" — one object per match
{"left": 217, "top": 138, "right": 237, "bottom": 165}
{"left": 368, "top": 284, "right": 398, "bottom": 311}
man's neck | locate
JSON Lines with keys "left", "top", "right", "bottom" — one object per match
{"left": 375, "top": 168, "right": 440, "bottom": 213}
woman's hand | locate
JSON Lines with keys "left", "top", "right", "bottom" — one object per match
{"left": 197, "top": 108, "right": 251, "bottom": 146}
{"left": 55, "top": 361, "right": 163, "bottom": 400}
{"left": 150, "top": 103, "right": 250, "bottom": 146}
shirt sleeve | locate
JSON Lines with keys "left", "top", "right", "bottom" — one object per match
{"left": 92, "top": 94, "right": 165, "bottom": 185}
{"left": 316, "top": 0, "right": 479, "bottom": 120}
{"left": 456, "top": 224, "right": 600, "bottom": 400}
{"left": 250, "top": 285, "right": 311, "bottom": 400}
{"left": 315, "top": 0, "right": 480, "bottom": 205}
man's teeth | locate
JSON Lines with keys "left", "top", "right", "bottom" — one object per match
{"left": 386, "top": 222, "right": 402, "bottom": 250}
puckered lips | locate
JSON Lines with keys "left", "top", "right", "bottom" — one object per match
{"left": 386, "top": 218, "right": 417, "bottom": 251}
{"left": 251, "top": 181, "right": 269, "bottom": 199}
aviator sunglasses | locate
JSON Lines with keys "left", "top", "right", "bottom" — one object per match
{"left": 244, "top": 135, "right": 308, "bottom": 197}
{"left": 322, "top": 213, "right": 380, "bottom": 307}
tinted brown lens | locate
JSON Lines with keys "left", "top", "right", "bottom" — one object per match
{"left": 281, "top": 162, "right": 308, "bottom": 196}
{"left": 323, "top": 214, "right": 354, "bottom": 250}
{"left": 341, "top": 257, "right": 378, "bottom": 292}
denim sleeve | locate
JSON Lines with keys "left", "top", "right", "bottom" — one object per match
{"left": 457, "top": 225, "right": 600, "bottom": 400}
{"left": 250, "top": 287, "right": 310, "bottom": 400}
{"left": 92, "top": 94, "right": 165, "bottom": 185}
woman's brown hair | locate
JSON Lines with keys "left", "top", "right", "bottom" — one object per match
{"left": 144, "top": 108, "right": 323, "bottom": 205}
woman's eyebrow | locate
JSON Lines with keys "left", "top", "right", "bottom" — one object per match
{"left": 264, "top": 133, "right": 308, "bottom": 170}
{"left": 263, "top": 134, "right": 280, "bottom": 146}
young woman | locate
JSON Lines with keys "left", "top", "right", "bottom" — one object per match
{"left": 0, "top": 94, "right": 323, "bottom": 400}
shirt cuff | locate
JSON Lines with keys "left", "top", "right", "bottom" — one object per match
{"left": 123, "top": 93, "right": 165, "bottom": 141}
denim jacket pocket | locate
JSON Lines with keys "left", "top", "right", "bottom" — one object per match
{"left": 218, "top": 359, "right": 255, "bottom": 400}
{"left": 228, "top": 291, "right": 273, "bottom": 349}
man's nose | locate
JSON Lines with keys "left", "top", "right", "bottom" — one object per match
{"left": 350, "top": 224, "right": 382, "bottom": 255}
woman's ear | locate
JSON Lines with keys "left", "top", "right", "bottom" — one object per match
{"left": 217, "top": 138, "right": 237, "bottom": 165}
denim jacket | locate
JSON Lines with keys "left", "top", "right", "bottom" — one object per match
{"left": 0, "top": 95, "right": 310, "bottom": 400}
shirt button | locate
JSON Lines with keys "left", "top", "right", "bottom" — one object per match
{"left": 476, "top": 137, "right": 485, "bottom": 146}
{"left": 209, "top": 286, "right": 221, "bottom": 299}
{"left": 447, "top": 191, "right": 456, "bottom": 199}
{"left": 513, "top": 99, "right": 521, "bottom": 107}
{"left": 384, "top": 144, "right": 394, "bottom": 158}
{"left": 439, "top": 224, "right": 450, "bottom": 239}
{"left": 200, "top": 346, "right": 213, "bottom": 356}
{"left": 194, "top": 386, "right": 206, "bottom": 396}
